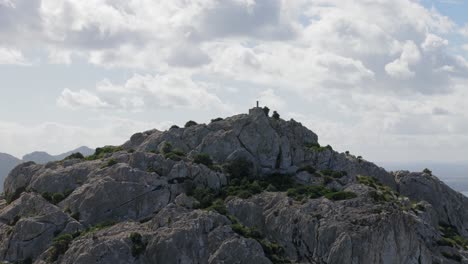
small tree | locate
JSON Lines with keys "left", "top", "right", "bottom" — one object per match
{"left": 272, "top": 111, "right": 280, "bottom": 120}
{"left": 185, "top": 120, "right": 198, "bottom": 128}
{"left": 263, "top": 107, "right": 270, "bottom": 116}
{"left": 423, "top": 168, "right": 432, "bottom": 175}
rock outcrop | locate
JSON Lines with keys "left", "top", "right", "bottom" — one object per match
{"left": 0, "top": 107, "right": 466, "bottom": 264}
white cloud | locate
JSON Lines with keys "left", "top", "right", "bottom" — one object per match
{"left": 421, "top": 34, "right": 448, "bottom": 52}
{"left": 385, "top": 41, "right": 421, "bottom": 79}
{"left": 59, "top": 73, "right": 230, "bottom": 112}
{"left": 57, "top": 88, "right": 110, "bottom": 109}
{"left": 258, "top": 89, "right": 285, "bottom": 110}
{"left": 1, "top": 0, "right": 468, "bottom": 163}
{"left": 0, "top": 47, "right": 29, "bottom": 65}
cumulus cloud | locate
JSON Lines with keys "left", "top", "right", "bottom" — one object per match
{"left": 0, "top": 47, "right": 29, "bottom": 65}
{"left": 2, "top": 0, "right": 468, "bottom": 162}
{"left": 58, "top": 73, "right": 230, "bottom": 112}
{"left": 57, "top": 88, "right": 110, "bottom": 109}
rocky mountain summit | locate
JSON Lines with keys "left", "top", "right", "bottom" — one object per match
{"left": 1, "top": 107, "right": 468, "bottom": 264}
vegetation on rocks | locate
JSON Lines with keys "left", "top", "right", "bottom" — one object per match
{"left": 48, "top": 234, "right": 75, "bottom": 262}
{"left": 86, "top": 146, "right": 123, "bottom": 160}
{"left": 129, "top": 232, "right": 147, "bottom": 258}
{"left": 305, "top": 142, "right": 333, "bottom": 152}
{"left": 193, "top": 153, "right": 213, "bottom": 167}
{"left": 64, "top": 152, "right": 85, "bottom": 160}
{"left": 42, "top": 190, "right": 73, "bottom": 205}
{"left": 161, "top": 142, "right": 185, "bottom": 161}
{"left": 184, "top": 120, "right": 198, "bottom": 128}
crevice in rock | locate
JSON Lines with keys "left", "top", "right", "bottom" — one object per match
{"left": 103, "top": 185, "right": 166, "bottom": 216}
{"left": 275, "top": 147, "right": 282, "bottom": 170}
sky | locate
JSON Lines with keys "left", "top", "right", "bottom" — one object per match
{"left": 0, "top": 0, "right": 468, "bottom": 163}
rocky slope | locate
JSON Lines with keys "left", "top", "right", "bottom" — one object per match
{"left": 1, "top": 107, "right": 467, "bottom": 264}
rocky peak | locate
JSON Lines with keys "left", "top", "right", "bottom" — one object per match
{"left": 0, "top": 108, "right": 467, "bottom": 264}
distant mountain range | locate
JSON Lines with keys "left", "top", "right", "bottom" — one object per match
{"left": 0, "top": 146, "right": 94, "bottom": 192}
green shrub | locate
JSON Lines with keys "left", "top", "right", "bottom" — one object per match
{"left": 86, "top": 146, "right": 123, "bottom": 160}
{"left": 211, "top": 117, "right": 223, "bottom": 122}
{"left": 130, "top": 232, "right": 147, "bottom": 258}
{"left": 323, "top": 176, "right": 333, "bottom": 185}
{"left": 224, "top": 157, "right": 254, "bottom": 180}
{"left": 287, "top": 185, "right": 331, "bottom": 201}
{"left": 164, "top": 152, "right": 183, "bottom": 161}
{"left": 184, "top": 120, "right": 198, "bottom": 128}
{"left": 42, "top": 190, "right": 72, "bottom": 205}
{"left": 192, "top": 187, "right": 216, "bottom": 208}
{"left": 52, "top": 193, "right": 65, "bottom": 204}
{"left": 272, "top": 111, "right": 280, "bottom": 120}
{"left": 297, "top": 165, "right": 316, "bottom": 174}
{"left": 207, "top": 199, "right": 228, "bottom": 215}
{"left": 64, "top": 152, "right": 84, "bottom": 160}
{"left": 325, "top": 191, "right": 357, "bottom": 201}
{"left": 263, "top": 107, "right": 270, "bottom": 116}
{"left": 48, "top": 234, "right": 73, "bottom": 261}
{"left": 193, "top": 153, "right": 213, "bottom": 167}
{"left": 161, "top": 142, "right": 173, "bottom": 154}
{"left": 106, "top": 159, "right": 118, "bottom": 167}
{"left": 170, "top": 125, "right": 179, "bottom": 129}
{"left": 5, "top": 186, "right": 26, "bottom": 204}
{"left": 442, "top": 252, "right": 461, "bottom": 262}
{"left": 437, "top": 237, "right": 457, "bottom": 247}
{"left": 423, "top": 168, "right": 432, "bottom": 175}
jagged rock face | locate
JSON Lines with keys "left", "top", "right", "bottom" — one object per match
{"left": 51, "top": 206, "right": 272, "bottom": 264}
{"left": 1, "top": 108, "right": 467, "bottom": 264}
{"left": 226, "top": 189, "right": 438, "bottom": 264}
{"left": 396, "top": 171, "right": 468, "bottom": 237}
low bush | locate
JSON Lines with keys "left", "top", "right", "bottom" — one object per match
{"left": 224, "top": 157, "right": 254, "bottom": 180}
{"left": 193, "top": 153, "right": 213, "bottom": 167}
{"left": 297, "top": 165, "right": 316, "bottom": 174}
{"left": 211, "top": 117, "right": 223, "bottom": 123}
{"left": 184, "top": 120, "right": 198, "bottom": 128}
{"left": 64, "top": 152, "right": 84, "bottom": 160}
{"left": 161, "top": 142, "right": 173, "bottom": 154}
{"left": 106, "top": 159, "right": 118, "bottom": 167}
{"left": 442, "top": 252, "right": 462, "bottom": 262}
{"left": 42, "top": 190, "right": 73, "bottom": 205}
{"left": 423, "top": 168, "right": 432, "bottom": 175}
{"left": 48, "top": 234, "right": 73, "bottom": 261}
{"left": 130, "top": 232, "right": 147, "bottom": 258}
{"left": 86, "top": 146, "right": 123, "bottom": 160}
{"left": 324, "top": 191, "right": 357, "bottom": 201}
{"left": 262, "top": 107, "right": 270, "bottom": 116}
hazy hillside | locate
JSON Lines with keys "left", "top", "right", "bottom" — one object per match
{"left": 22, "top": 146, "right": 94, "bottom": 164}
{"left": 0, "top": 153, "right": 21, "bottom": 193}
